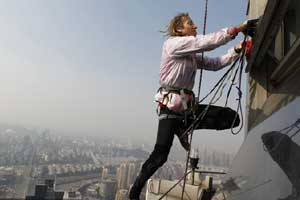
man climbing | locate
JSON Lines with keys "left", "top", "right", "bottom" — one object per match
{"left": 129, "top": 13, "right": 247, "bottom": 199}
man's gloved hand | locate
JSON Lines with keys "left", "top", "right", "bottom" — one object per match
{"left": 242, "top": 18, "right": 259, "bottom": 37}
{"left": 228, "top": 18, "right": 260, "bottom": 39}
{"left": 234, "top": 40, "right": 253, "bottom": 55}
{"left": 236, "top": 21, "right": 247, "bottom": 33}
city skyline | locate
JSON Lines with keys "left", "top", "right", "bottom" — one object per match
{"left": 0, "top": 126, "right": 232, "bottom": 199}
{"left": 0, "top": 0, "right": 246, "bottom": 154}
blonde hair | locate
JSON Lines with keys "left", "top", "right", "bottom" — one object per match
{"left": 167, "top": 13, "right": 189, "bottom": 37}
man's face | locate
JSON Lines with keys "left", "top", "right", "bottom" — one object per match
{"left": 178, "top": 16, "right": 197, "bottom": 37}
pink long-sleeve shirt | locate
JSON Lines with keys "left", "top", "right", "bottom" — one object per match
{"left": 159, "top": 28, "right": 239, "bottom": 90}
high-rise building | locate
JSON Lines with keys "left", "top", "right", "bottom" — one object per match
{"left": 25, "top": 179, "right": 64, "bottom": 200}
{"left": 126, "top": 163, "right": 136, "bottom": 189}
{"left": 116, "top": 163, "right": 128, "bottom": 189}
{"left": 99, "top": 178, "right": 117, "bottom": 200}
{"left": 102, "top": 166, "right": 109, "bottom": 180}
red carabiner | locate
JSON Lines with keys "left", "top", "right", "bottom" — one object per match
{"left": 245, "top": 40, "right": 252, "bottom": 56}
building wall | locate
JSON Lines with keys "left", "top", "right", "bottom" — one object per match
{"left": 247, "top": 0, "right": 268, "bottom": 19}
{"left": 247, "top": 0, "right": 300, "bottom": 130}
{"left": 223, "top": 1, "right": 300, "bottom": 199}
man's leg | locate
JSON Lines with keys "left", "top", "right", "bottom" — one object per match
{"left": 129, "top": 118, "right": 180, "bottom": 199}
{"left": 174, "top": 117, "right": 192, "bottom": 151}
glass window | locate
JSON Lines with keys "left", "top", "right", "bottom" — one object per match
{"left": 270, "top": 25, "right": 284, "bottom": 61}
{"left": 284, "top": 0, "right": 300, "bottom": 54}
{"left": 248, "top": 0, "right": 300, "bottom": 130}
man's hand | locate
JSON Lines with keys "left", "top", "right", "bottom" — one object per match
{"left": 236, "top": 21, "right": 248, "bottom": 33}
{"left": 228, "top": 18, "right": 259, "bottom": 39}
{"left": 242, "top": 18, "right": 260, "bottom": 37}
{"left": 234, "top": 41, "right": 245, "bottom": 54}
{"left": 236, "top": 18, "right": 259, "bottom": 35}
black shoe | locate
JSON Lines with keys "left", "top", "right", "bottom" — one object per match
{"left": 129, "top": 185, "right": 140, "bottom": 200}
{"left": 179, "top": 133, "right": 190, "bottom": 151}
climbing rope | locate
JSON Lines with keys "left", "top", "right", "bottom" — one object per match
{"left": 230, "top": 40, "right": 246, "bottom": 135}
{"left": 183, "top": 0, "right": 209, "bottom": 198}
{"left": 182, "top": 43, "right": 247, "bottom": 140}
{"left": 197, "top": 0, "right": 209, "bottom": 100}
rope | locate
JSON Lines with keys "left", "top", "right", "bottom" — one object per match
{"left": 181, "top": 128, "right": 194, "bottom": 200}
{"left": 177, "top": 46, "right": 247, "bottom": 142}
{"left": 211, "top": 66, "right": 237, "bottom": 105}
{"left": 224, "top": 61, "right": 240, "bottom": 107}
{"left": 198, "top": 56, "right": 241, "bottom": 104}
{"left": 181, "top": 54, "right": 243, "bottom": 139}
{"left": 183, "top": 0, "right": 209, "bottom": 198}
{"left": 230, "top": 36, "right": 247, "bottom": 135}
{"left": 197, "top": 0, "right": 209, "bottom": 100}
{"left": 157, "top": 170, "right": 193, "bottom": 200}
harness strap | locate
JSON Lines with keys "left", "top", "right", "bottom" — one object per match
{"left": 156, "top": 86, "right": 196, "bottom": 121}
{"left": 180, "top": 89, "right": 188, "bottom": 110}
{"left": 158, "top": 86, "right": 195, "bottom": 110}
{"left": 160, "top": 85, "right": 194, "bottom": 95}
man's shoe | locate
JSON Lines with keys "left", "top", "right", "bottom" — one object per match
{"left": 129, "top": 198, "right": 140, "bottom": 200}
{"left": 179, "top": 133, "right": 190, "bottom": 151}
{"left": 129, "top": 185, "right": 140, "bottom": 200}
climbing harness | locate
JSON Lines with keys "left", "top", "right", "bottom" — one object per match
{"left": 155, "top": 86, "right": 195, "bottom": 120}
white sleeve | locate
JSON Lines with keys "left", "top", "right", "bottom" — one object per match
{"left": 196, "top": 47, "right": 239, "bottom": 71}
{"left": 166, "top": 28, "right": 233, "bottom": 57}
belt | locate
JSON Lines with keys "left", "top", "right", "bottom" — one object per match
{"left": 159, "top": 85, "right": 194, "bottom": 95}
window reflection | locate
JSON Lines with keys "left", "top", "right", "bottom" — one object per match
{"left": 261, "top": 119, "right": 300, "bottom": 200}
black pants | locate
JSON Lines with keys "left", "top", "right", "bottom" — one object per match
{"left": 129, "top": 117, "right": 186, "bottom": 199}
{"left": 129, "top": 104, "right": 240, "bottom": 198}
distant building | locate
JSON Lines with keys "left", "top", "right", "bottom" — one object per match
{"left": 99, "top": 178, "right": 117, "bottom": 200}
{"left": 116, "top": 163, "right": 128, "bottom": 189}
{"left": 102, "top": 166, "right": 109, "bottom": 180}
{"left": 126, "top": 163, "right": 137, "bottom": 189}
{"left": 63, "top": 191, "right": 81, "bottom": 200}
{"left": 115, "top": 189, "right": 129, "bottom": 200}
{"left": 0, "top": 167, "right": 16, "bottom": 185}
{"left": 25, "top": 179, "right": 64, "bottom": 200}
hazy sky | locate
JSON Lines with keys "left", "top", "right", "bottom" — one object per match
{"left": 0, "top": 0, "right": 248, "bottom": 153}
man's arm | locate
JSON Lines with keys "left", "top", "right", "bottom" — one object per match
{"left": 166, "top": 28, "right": 234, "bottom": 57}
{"left": 196, "top": 47, "right": 239, "bottom": 71}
